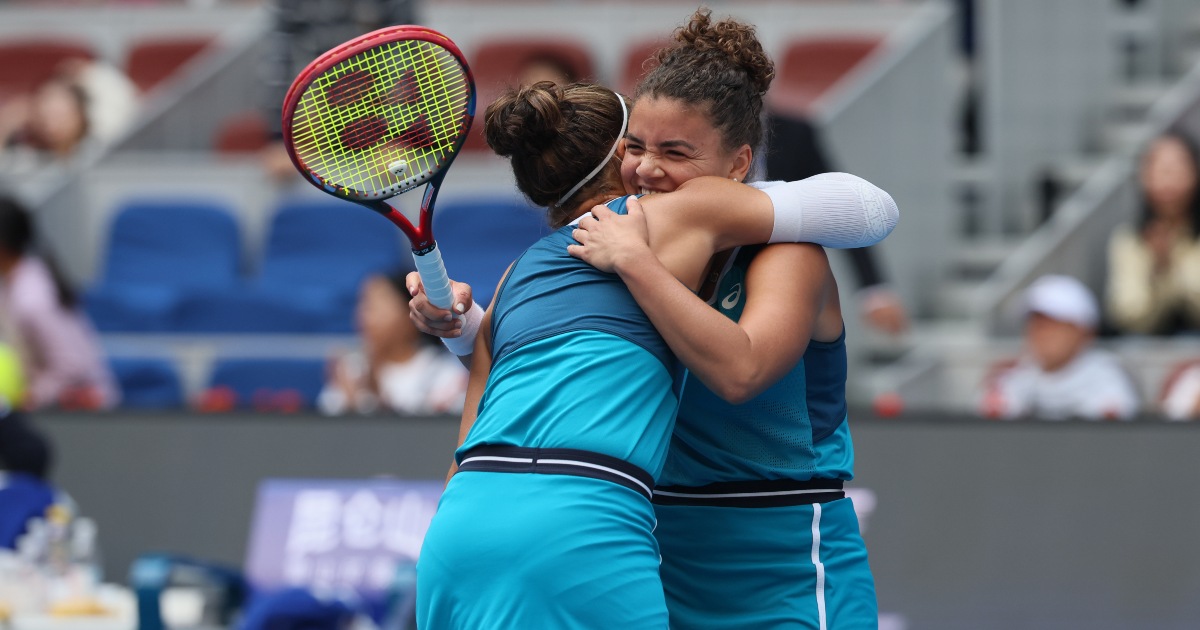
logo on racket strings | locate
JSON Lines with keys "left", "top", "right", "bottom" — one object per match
{"left": 322, "top": 63, "right": 453, "bottom": 154}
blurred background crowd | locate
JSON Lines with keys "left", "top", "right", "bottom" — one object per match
{"left": 0, "top": 0, "right": 1197, "bottom": 422}
{"left": 0, "top": 0, "right": 1193, "bottom": 420}
{"left": 1, "top": 0, "right": 1200, "bottom": 629}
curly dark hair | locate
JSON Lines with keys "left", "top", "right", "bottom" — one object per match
{"left": 636, "top": 8, "right": 775, "bottom": 157}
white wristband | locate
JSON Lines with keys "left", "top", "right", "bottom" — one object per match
{"left": 440, "top": 301, "right": 484, "bottom": 356}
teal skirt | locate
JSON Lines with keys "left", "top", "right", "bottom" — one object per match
{"left": 655, "top": 496, "right": 877, "bottom": 629}
{"left": 417, "top": 471, "right": 668, "bottom": 629}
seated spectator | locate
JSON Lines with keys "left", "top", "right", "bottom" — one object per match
{"left": 1105, "top": 130, "right": 1200, "bottom": 335}
{"left": 0, "top": 197, "right": 118, "bottom": 410}
{"left": 0, "top": 60, "right": 136, "bottom": 172}
{"left": 981, "top": 274, "right": 1140, "bottom": 420}
{"left": 65, "top": 59, "right": 138, "bottom": 143}
{"left": 319, "top": 270, "right": 467, "bottom": 416}
{"left": 515, "top": 52, "right": 579, "bottom": 88}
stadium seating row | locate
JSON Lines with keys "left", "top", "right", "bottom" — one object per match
{"left": 0, "top": 36, "right": 212, "bottom": 97}
{"left": 0, "top": 32, "right": 882, "bottom": 152}
{"left": 111, "top": 356, "right": 326, "bottom": 411}
{"left": 215, "top": 33, "right": 885, "bottom": 155}
{"left": 84, "top": 196, "right": 550, "bottom": 334}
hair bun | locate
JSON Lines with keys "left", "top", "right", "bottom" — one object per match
{"left": 485, "top": 82, "right": 566, "bottom": 158}
{"left": 673, "top": 8, "right": 774, "bottom": 95}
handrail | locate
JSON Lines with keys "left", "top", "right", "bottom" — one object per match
{"left": 2, "top": 6, "right": 270, "bottom": 208}
{"left": 111, "top": 7, "right": 271, "bottom": 152}
{"left": 975, "top": 58, "right": 1200, "bottom": 332}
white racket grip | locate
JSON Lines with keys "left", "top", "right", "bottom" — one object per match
{"left": 413, "top": 244, "right": 455, "bottom": 311}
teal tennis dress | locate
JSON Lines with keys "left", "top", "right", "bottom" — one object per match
{"left": 654, "top": 245, "right": 878, "bottom": 630}
{"left": 416, "top": 197, "right": 682, "bottom": 629}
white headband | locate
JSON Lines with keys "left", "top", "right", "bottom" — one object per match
{"left": 556, "top": 91, "right": 629, "bottom": 207}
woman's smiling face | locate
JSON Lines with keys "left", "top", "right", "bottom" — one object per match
{"left": 620, "top": 96, "right": 750, "bottom": 195}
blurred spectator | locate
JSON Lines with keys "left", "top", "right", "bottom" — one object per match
{"left": 0, "top": 197, "right": 117, "bottom": 411}
{"left": 765, "top": 113, "right": 910, "bottom": 336}
{"left": 0, "top": 60, "right": 136, "bottom": 172}
{"left": 318, "top": 270, "right": 467, "bottom": 416}
{"left": 66, "top": 59, "right": 138, "bottom": 143}
{"left": 0, "top": 410, "right": 54, "bottom": 549}
{"left": 1105, "top": 130, "right": 1200, "bottom": 335}
{"left": 261, "top": 0, "right": 421, "bottom": 182}
{"left": 981, "top": 275, "right": 1140, "bottom": 420}
{"left": 515, "top": 52, "right": 579, "bottom": 88}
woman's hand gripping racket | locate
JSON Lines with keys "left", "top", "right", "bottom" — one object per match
{"left": 282, "top": 25, "right": 475, "bottom": 311}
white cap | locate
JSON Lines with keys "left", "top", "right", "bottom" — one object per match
{"left": 1022, "top": 274, "right": 1099, "bottom": 329}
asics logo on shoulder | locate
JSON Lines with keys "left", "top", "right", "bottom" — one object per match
{"left": 721, "top": 283, "right": 743, "bottom": 310}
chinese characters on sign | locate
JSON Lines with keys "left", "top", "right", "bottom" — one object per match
{"left": 246, "top": 479, "right": 441, "bottom": 598}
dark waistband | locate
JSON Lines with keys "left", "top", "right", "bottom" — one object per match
{"left": 457, "top": 445, "right": 655, "bottom": 501}
{"left": 653, "top": 478, "right": 845, "bottom": 508}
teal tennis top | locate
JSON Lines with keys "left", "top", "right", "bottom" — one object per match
{"left": 659, "top": 245, "right": 855, "bottom": 486}
{"left": 458, "top": 196, "right": 685, "bottom": 478}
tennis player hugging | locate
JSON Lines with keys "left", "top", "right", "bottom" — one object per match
{"left": 415, "top": 9, "right": 894, "bottom": 629}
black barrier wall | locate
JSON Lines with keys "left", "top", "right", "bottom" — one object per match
{"left": 34, "top": 412, "right": 1200, "bottom": 629}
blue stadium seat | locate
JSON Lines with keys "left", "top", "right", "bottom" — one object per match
{"left": 84, "top": 199, "right": 242, "bottom": 332}
{"left": 171, "top": 288, "right": 331, "bottom": 334}
{"left": 0, "top": 472, "right": 56, "bottom": 550}
{"left": 433, "top": 198, "right": 551, "bottom": 306}
{"left": 255, "top": 200, "right": 407, "bottom": 333}
{"left": 206, "top": 358, "right": 327, "bottom": 411}
{"left": 109, "top": 357, "right": 184, "bottom": 409}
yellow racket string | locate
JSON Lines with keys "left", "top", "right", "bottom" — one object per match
{"left": 290, "top": 39, "right": 471, "bottom": 197}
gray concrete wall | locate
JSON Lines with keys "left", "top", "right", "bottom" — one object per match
{"left": 30, "top": 411, "right": 1200, "bottom": 629}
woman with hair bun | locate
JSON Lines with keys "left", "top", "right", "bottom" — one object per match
{"left": 570, "top": 9, "right": 879, "bottom": 628}
{"left": 414, "top": 41, "right": 895, "bottom": 629}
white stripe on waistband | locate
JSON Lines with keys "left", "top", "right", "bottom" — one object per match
{"left": 459, "top": 455, "right": 534, "bottom": 465}
{"left": 538, "top": 458, "right": 654, "bottom": 498}
{"left": 653, "top": 488, "right": 838, "bottom": 500}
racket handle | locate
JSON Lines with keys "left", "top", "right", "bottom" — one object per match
{"left": 413, "top": 244, "right": 456, "bottom": 311}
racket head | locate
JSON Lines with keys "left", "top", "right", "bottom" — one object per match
{"left": 282, "top": 26, "right": 476, "bottom": 205}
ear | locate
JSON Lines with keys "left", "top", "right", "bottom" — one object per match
{"left": 616, "top": 137, "right": 628, "bottom": 160}
{"left": 729, "top": 144, "right": 753, "bottom": 182}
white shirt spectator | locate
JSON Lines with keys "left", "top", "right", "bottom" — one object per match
{"left": 2, "top": 256, "right": 117, "bottom": 409}
{"left": 318, "top": 346, "right": 467, "bottom": 416}
{"left": 985, "top": 349, "right": 1140, "bottom": 420}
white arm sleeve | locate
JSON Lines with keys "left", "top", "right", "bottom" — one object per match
{"left": 752, "top": 172, "right": 898, "bottom": 249}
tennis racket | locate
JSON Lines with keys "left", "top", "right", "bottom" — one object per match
{"left": 282, "top": 25, "right": 475, "bottom": 310}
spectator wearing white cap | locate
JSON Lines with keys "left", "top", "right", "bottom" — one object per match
{"left": 980, "top": 274, "right": 1141, "bottom": 420}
